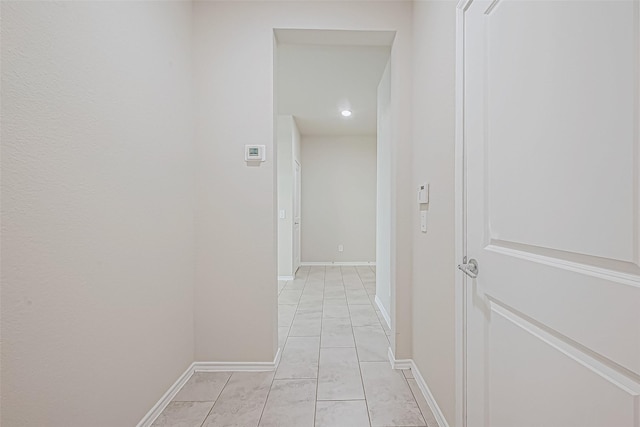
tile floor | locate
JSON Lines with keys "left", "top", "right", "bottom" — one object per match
{"left": 153, "top": 266, "right": 438, "bottom": 427}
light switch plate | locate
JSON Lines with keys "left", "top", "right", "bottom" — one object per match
{"left": 421, "top": 211, "right": 428, "bottom": 233}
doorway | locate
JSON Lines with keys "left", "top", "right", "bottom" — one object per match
{"left": 274, "top": 29, "right": 395, "bottom": 353}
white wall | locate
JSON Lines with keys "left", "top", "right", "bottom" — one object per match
{"left": 301, "top": 136, "right": 376, "bottom": 263}
{"left": 0, "top": 4, "right": 451, "bottom": 425}
{"left": 192, "top": 0, "right": 413, "bottom": 363}
{"left": 1, "top": 2, "right": 195, "bottom": 426}
{"left": 376, "top": 60, "right": 392, "bottom": 321}
{"left": 277, "top": 115, "right": 301, "bottom": 277}
{"left": 411, "top": 1, "right": 458, "bottom": 424}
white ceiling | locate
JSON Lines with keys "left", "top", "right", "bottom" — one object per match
{"left": 276, "top": 38, "right": 391, "bottom": 136}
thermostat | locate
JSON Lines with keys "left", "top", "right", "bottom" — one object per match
{"left": 245, "top": 145, "right": 266, "bottom": 162}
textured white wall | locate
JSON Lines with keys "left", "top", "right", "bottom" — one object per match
{"left": 192, "top": 0, "right": 413, "bottom": 362}
{"left": 376, "top": 60, "right": 392, "bottom": 321}
{"left": 301, "top": 136, "right": 377, "bottom": 263}
{"left": 1, "top": 2, "right": 195, "bottom": 426}
{"left": 411, "top": 1, "right": 458, "bottom": 424}
{"left": 0, "top": 2, "right": 440, "bottom": 424}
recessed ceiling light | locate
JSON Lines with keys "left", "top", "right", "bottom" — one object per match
{"left": 341, "top": 110, "right": 352, "bottom": 117}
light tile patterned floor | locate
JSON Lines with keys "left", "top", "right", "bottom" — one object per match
{"left": 153, "top": 266, "right": 438, "bottom": 427}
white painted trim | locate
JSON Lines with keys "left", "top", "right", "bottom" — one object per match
{"left": 454, "top": 2, "right": 468, "bottom": 427}
{"left": 136, "top": 362, "right": 195, "bottom": 427}
{"left": 300, "top": 261, "right": 376, "bottom": 266}
{"left": 136, "top": 349, "right": 281, "bottom": 427}
{"left": 410, "top": 359, "right": 451, "bottom": 427}
{"left": 386, "top": 349, "right": 451, "bottom": 427}
{"left": 278, "top": 275, "right": 294, "bottom": 281}
{"left": 387, "top": 347, "right": 412, "bottom": 370}
{"left": 375, "top": 294, "right": 392, "bottom": 329}
{"left": 486, "top": 243, "right": 640, "bottom": 288}
{"left": 194, "top": 348, "right": 282, "bottom": 372}
{"left": 274, "top": 346, "right": 282, "bottom": 367}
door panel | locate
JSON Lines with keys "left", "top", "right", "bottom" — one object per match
{"left": 485, "top": 0, "right": 637, "bottom": 262}
{"left": 482, "top": 249, "right": 640, "bottom": 373}
{"left": 463, "top": 0, "right": 640, "bottom": 425}
{"left": 489, "top": 305, "right": 637, "bottom": 427}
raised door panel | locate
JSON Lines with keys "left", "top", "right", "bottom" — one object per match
{"left": 486, "top": 0, "right": 638, "bottom": 263}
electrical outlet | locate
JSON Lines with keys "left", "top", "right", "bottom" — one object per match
{"left": 338, "top": 244, "right": 344, "bottom": 252}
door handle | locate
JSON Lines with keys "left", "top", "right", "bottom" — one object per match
{"left": 458, "top": 258, "right": 479, "bottom": 278}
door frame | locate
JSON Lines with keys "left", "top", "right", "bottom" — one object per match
{"left": 273, "top": 27, "right": 403, "bottom": 352}
{"left": 293, "top": 159, "right": 301, "bottom": 274}
{"left": 454, "top": 1, "right": 473, "bottom": 426}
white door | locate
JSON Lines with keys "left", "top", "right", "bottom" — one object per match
{"left": 462, "top": 1, "right": 640, "bottom": 426}
{"left": 293, "top": 160, "right": 301, "bottom": 273}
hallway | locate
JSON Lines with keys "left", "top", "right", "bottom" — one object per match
{"left": 152, "top": 266, "right": 437, "bottom": 426}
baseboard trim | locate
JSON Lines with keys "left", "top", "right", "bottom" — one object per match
{"left": 136, "top": 362, "right": 195, "bottom": 427}
{"left": 387, "top": 347, "right": 412, "bottom": 370}
{"left": 410, "top": 359, "right": 450, "bottom": 427}
{"left": 194, "top": 348, "right": 282, "bottom": 372}
{"left": 300, "top": 261, "right": 376, "bottom": 266}
{"left": 387, "top": 349, "right": 450, "bottom": 427}
{"left": 136, "top": 348, "right": 281, "bottom": 427}
{"left": 278, "top": 275, "right": 294, "bottom": 281}
{"left": 374, "top": 295, "right": 392, "bottom": 329}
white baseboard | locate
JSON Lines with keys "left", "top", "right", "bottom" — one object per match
{"left": 300, "top": 261, "right": 376, "bottom": 266}
{"left": 374, "top": 295, "right": 392, "bottom": 329}
{"left": 387, "top": 347, "right": 412, "bottom": 370}
{"left": 410, "top": 359, "right": 450, "bottom": 427}
{"left": 136, "top": 362, "right": 195, "bottom": 427}
{"left": 278, "top": 275, "right": 294, "bottom": 281}
{"left": 136, "top": 348, "right": 281, "bottom": 427}
{"left": 194, "top": 348, "right": 282, "bottom": 372}
{"left": 387, "top": 348, "right": 450, "bottom": 427}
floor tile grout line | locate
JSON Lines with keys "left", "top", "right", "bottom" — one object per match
{"left": 278, "top": 279, "right": 292, "bottom": 296}
{"left": 354, "top": 266, "right": 378, "bottom": 307}
{"left": 255, "top": 372, "right": 276, "bottom": 427}
{"left": 321, "top": 267, "right": 353, "bottom": 349}
{"left": 261, "top": 267, "right": 311, "bottom": 426}
{"left": 343, "top": 266, "right": 373, "bottom": 427}
{"left": 251, "top": 377, "right": 277, "bottom": 427}
{"left": 198, "top": 373, "right": 233, "bottom": 427}
{"left": 353, "top": 266, "right": 368, "bottom": 294}
{"left": 281, "top": 266, "right": 312, "bottom": 352}
{"left": 279, "top": 266, "right": 387, "bottom": 426}
{"left": 160, "top": 266, "right": 397, "bottom": 426}
{"left": 276, "top": 265, "right": 312, "bottom": 377}
{"left": 352, "top": 264, "right": 402, "bottom": 421}
{"left": 316, "top": 398, "right": 367, "bottom": 402}
{"left": 312, "top": 265, "right": 326, "bottom": 427}
{"left": 401, "top": 374, "right": 429, "bottom": 427}
{"left": 354, "top": 264, "right": 392, "bottom": 346}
